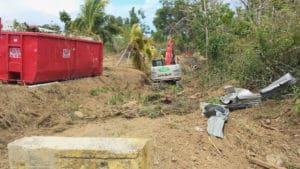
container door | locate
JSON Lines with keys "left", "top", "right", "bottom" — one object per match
{"left": 7, "top": 34, "right": 22, "bottom": 81}
{"left": 8, "top": 47, "right": 22, "bottom": 72}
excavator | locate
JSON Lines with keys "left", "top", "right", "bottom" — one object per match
{"left": 151, "top": 38, "right": 181, "bottom": 84}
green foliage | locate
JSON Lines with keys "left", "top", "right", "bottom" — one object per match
{"left": 89, "top": 88, "right": 100, "bottom": 96}
{"left": 143, "top": 93, "right": 162, "bottom": 104}
{"left": 99, "top": 86, "right": 109, "bottom": 93}
{"left": 12, "top": 19, "right": 26, "bottom": 31}
{"left": 205, "top": 96, "right": 221, "bottom": 104}
{"left": 107, "top": 90, "right": 131, "bottom": 105}
{"left": 89, "top": 86, "right": 110, "bottom": 96}
{"left": 129, "top": 7, "right": 139, "bottom": 26}
{"left": 60, "top": 0, "right": 121, "bottom": 44}
{"left": 108, "top": 94, "right": 124, "bottom": 105}
{"left": 59, "top": 10, "right": 71, "bottom": 31}
{"left": 153, "top": 0, "right": 299, "bottom": 88}
{"left": 129, "top": 24, "right": 155, "bottom": 71}
{"left": 292, "top": 86, "right": 300, "bottom": 113}
{"left": 40, "top": 24, "right": 61, "bottom": 32}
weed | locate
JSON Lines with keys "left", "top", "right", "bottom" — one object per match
{"left": 100, "top": 86, "right": 109, "bottom": 93}
{"left": 108, "top": 94, "right": 124, "bottom": 105}
{"left": 89, "top": 88, "right": 100, "bottom": 96}
{"left": 107, "top": 90, "right": 131, "bottom": 105}
{"left": 205, "top": 96, "right": 221, "bottom": 104}
{"left": 171, "top": 84, "right": 183, "bottom": 94}
{"left": 143, "top": 93, "right": 162, "bottom": 104}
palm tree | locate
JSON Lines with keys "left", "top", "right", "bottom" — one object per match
{"left": 71, "top": 0, "right": 108, "bottom": 39}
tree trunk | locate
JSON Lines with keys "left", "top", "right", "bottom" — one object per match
{"left": 204, "top": 0, "right": 209, "bottom": 59}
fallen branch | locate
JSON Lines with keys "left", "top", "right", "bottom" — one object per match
{"left": 37, "top": 113, "right": 51, "bottom": 127}
{"left": 0, "top": 117, "right": 12, "bottom": 128}
{"left": 116, "top": 45, "right": 129, "bottom": 66}
{"left": 261, "top": 121, "right": 280, "bottom": 131}
{"left": 208, "top": 136, "right": 222, "bottom": 155}
{"left": 30, "top": 112, "right": 40, "bottom": 117}
{"left": 273, "top": 108, "right": 291, "bottom": 120}
{"left": 247, "top": 155, "right": 286, "bottom": 169}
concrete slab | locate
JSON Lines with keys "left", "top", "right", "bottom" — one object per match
{"left": 8, "top": 136, "right": 150, "bottom": 169}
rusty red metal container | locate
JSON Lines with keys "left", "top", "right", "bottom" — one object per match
{"left": 0, "top": 32, "right": 103, "bottom": 85}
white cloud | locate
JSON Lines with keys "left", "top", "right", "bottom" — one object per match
{"left": 24, "top": 0, "right": 83, "bottom": 16}
{"left": 0, "top": 0, "right": 160, "bottom": 30}
{"left": 0, "top": 0, "right": 83, "bottom": 28}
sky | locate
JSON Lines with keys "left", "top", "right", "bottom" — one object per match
{"left": 0, "top": 0, "right": 161, "bottom": 30}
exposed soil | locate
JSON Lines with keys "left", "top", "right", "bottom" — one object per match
{"left": 0, "top": 55, "right": 299, "bottom": 169}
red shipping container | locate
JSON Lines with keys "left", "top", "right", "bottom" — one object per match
{"left": 0, "top": 32, "right": 103, "bottom": 85}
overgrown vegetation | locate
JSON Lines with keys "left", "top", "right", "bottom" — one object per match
{"left": 153, "top": 0, "right": 299, "bottom": 89}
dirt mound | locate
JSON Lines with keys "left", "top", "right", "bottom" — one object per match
{"left": 0, "top": 65, "right": 150, "bottom": 130}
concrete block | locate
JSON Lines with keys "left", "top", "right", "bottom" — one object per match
{"left": 8, "top": 136, "right": 150, "bottom": 169}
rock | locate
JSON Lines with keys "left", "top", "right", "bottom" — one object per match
{"left": 171, "top": 157, "right": 177, "bottom": 162}
{"left": 73, "top": 111, "right": 84, "bottom": 118}
{"left": 191, "top": 156, "right": 197, "bottom": 162}
{"left": 189, "top": 92, "right": 201, "bottom": 99}
{"left": 265, "top": 119, "right": 271, "bottom": 125}
{"left": 85, "top": 115, "right": 97, "bottom": 120}
{"left": 53, "top": 127, "right": 66, "bottom": 133}
{"left": 189, "top": 95, "right": 197, "bottom": 99}
{"left": 65, "top": 121, "right": 74, "bottom": 125}
{"left": 160, "top": 97, "right": 172, "bottom": 104}
{"left": 195, "top": 126, "right": 203, "bottom": 132}
{"left": 177, "top": 91, "right": 184, "bottom": 96}
{"left": 266, "top": 154, "right": 284, "bottom": 167}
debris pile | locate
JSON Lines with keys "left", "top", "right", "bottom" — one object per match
{"left": 201, "top": 73, "right": 297, "bottom": 138}
{"left": 200, "top": 103, "right": 229, "bottom": 138}
{"left": 220, "top": 86, "right": 262, "bottom": 111}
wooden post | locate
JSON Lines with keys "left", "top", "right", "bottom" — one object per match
{"left": 116, "top": 45, "right": 130, "bottom": 66}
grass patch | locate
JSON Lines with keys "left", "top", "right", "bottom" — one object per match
{"left": 107, "top": 90, "right": 131, "bottom": 105}
{"left": 205, "top": 96, "right": 221, "bottom": 104}
{"left": 143, "top": 93, "right": 162, "bottom": 104}
{"left": 139, "top": 105, "right": 163, "bottom": 118}
{"left": 89, "top": 88, "right": 100, "bottom": 96}
{"left": 100, "top": 86, "right": 109, "bottom": 93}
{"left": 108, "top": 95, "right": 124, "bottom": 105}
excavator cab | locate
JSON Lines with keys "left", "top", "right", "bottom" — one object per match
{"left": 152, "top": 59, "right": 165, "bottom": 67}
